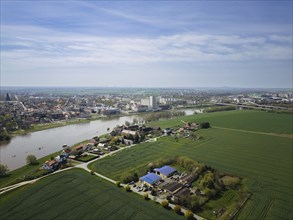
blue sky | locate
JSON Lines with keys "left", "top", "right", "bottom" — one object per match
{"left": 1, "top": 1, "right": 292, "bottom": 88}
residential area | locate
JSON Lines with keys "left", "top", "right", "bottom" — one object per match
{"left": 1, "top": 87, "right": 292, "bottom": 141}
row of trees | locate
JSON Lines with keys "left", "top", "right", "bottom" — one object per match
{"left": 179, "top": 172, "right": 224, "bottom": 212}
{"left": 204, "top": 106, "right": 236, "bottom": 113}
{"left": 176, "top": 156, "right": 207, "bottom": 174}
{"left": 143, "top": 111, "right": 185, "bottom": 122}
{"left": 120, "top": 172, "right": 139, "bottom": 183}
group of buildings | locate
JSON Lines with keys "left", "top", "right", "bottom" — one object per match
{"left": 42, "top": 147, "right": 71, "bottom": 171}
{"left": 139, "top": 165, "right": 198, "bottom": 203}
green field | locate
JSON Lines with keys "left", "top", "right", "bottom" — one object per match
{"left": 148, "top": 110, "right": 293, "bottom": 134}
{"left": 90, "top": 110, "right": 293, "bottom": 220}
{"left": 0, "top": 169, "right": 184, "bottom": 220}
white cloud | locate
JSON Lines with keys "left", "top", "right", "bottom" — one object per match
{"left": 1, "top": 25, "right": 292, "bottom": 70}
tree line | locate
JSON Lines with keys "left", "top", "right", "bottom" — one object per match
{"left": 142, "top": 111, "right": 186, "bottom": 122}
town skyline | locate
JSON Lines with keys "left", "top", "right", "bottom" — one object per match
{"left": 1, "top": 1, "right": 292, "bottom": 88}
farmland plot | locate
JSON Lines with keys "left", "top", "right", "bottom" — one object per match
{"left": 0, "top": 169, "right": 183, "bottom": 220}
{"left": 91, "top": 111, "right": 292, "bottom": 219}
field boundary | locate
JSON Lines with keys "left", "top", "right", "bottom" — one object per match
{"left": 213, "top": 126, "right": 293, "bottom": 139}
{"left": 228, "top": 193, "right": 252, "bottom": 220}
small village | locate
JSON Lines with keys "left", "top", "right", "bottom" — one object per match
{"left": 42, "top": 124, "right": 163, "bottom": 171}
{"left": 41, "top": 121, "right": 203, "bottom": 172}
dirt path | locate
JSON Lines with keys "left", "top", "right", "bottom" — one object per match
{"left": 0, "top": 167, "right": 74, "bottom": 195}
{"left": 213, "top": 126, "right": 293, "bottom": 139}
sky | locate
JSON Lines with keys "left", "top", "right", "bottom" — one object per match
{"left": 1, "top": 0, "right": 292, "bottom": 88}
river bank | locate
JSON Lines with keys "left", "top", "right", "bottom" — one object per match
{"left": 8, "top": 107, "right": 200, "bottom": 137}
{"left": 0, "top": 108, "right": 199, "bottom": 171}
{"left": 10, "top": 114, "right": 129, "bottom": 136}
{"left": 0, "top": 139, "right": 90, "bottom": 188}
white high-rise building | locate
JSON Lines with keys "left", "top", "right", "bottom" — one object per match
{"left": 149, "top": 96, "right": 156, "bottom": 109}
{"left": 140, "top": 96, "right": 156, "bottom": 110}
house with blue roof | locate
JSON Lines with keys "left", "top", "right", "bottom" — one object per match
{"left": 154, "top": 165, "right": 176, "bottom": 178}
{"left": 140, "top": 173, "right": 161, "bottom": 187}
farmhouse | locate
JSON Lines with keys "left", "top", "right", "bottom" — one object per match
{"left": 61, "top": 148, "right": 71, "bottom": 157}
{"left": 122, "top": 129, "right": 138, "bottom": 136}
{"left": 183, "top": 122, "right": 198, "bottom": 131}
{"left": 74, "top": 144, "right": 89, "bottom": 154}
{"left": 140, "top": 173, "right": 161, "bottom": 187}
{"left": 123, "top": 139, "right": 134, "bottom": 145}
{"left": 43, "top": 160, "right": 58, "bottom": 171}
{"left": 126, "top": 125, "right": 139, "bottom": 131}
{"left": 154, "top": 166, "right": 176, "bottom": 178}
{"left": 54, "top": 155, "right": 67, "bottom": 163}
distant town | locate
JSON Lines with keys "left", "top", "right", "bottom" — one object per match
{"left": 1, "top": 87, "right": 292, "bottom": 141}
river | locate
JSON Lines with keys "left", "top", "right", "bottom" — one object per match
{"left": 0, "top": 109, "right": 198, "bottom": 170}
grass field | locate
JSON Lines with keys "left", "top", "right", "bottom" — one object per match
{"left": 0, "top": 169, "right": 184, "bottom": 220}
{"left": 148, "top": 110, "right": 293, "bottom": 134}
{"left": 90, "top": 110, "right": 293, "bottom": 220}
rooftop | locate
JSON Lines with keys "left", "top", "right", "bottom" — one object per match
{"left": 162, "top": 182, "right": 183, "bottom": 193}
{"left": 154, "top": 166, "right": 176, "bottom": 176}
{"left": 174, "top": 187, "right": 190, "bottom": 198}
{"left": 140, "top": 173, "right": 161, "bottom": 185}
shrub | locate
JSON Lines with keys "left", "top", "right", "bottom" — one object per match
{"left": 26, "top": 155, "right": 38, "bottom": 165}
{"left": 22, "top": 169, "right": 51, "bottom": 181}
{"left": 161, "top": 200, "right": 169, "bottom": 208}
{"left": 184, "top": 210, "right": 193, "bottom": 219}
{"left": 90, "top": 170, "right": 95, "bottom": 175}
{"left": 143, "top": 193, "right": 149, "bottom": 200}
{"left": 200, "top": 122, "right": 211, "bottom": 129}
{"left": 173, "top": 205, "right": 181, "bottom": 214}
{"left": 116, "top": 181, "right": 121, "bottom": 187}
{"left": 120, "top": 172, "right": 138, "bottom": 183}
{"left": 125, "top": 185, "right": 131, "bottom": 192}
{"left": 0, "top": 164, "right": 9, "bottom": 177}
{"left": 151, "top": 189, "right": 157, "bottom": 196}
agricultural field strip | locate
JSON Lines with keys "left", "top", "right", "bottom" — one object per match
{"left": 0, "top": 170, "right": 184, "bottom": 220}
{"left": 147, "top": 110, "right": 293, "bottom": 135}
{"left": 213, "top": 126, "right": 293, "bottom": 138}
{"left": 91, "top": 114, "right": 292, "bottom": 220}
{"left": 92, "top": 134, "right": 291, "bottom": 186}
{"left": 0, "top": 167, "right": 74, "bottom": 195}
